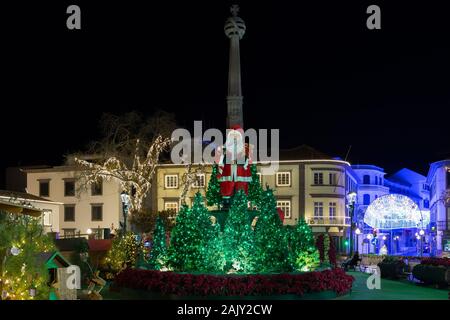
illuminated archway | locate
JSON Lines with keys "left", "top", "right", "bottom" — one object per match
{"left": 364, "top": 194, "right": 429, "bottom": 230}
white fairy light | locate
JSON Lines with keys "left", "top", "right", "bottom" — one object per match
{"left": 364, "top": 194, "right": 430, "bottom": 230}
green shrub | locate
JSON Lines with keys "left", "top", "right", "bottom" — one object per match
{"left": 412, "top": 264, "right": 449, "bottom": 286}
{"left": 378, "top": 257, "right": 406, "bottom": 279}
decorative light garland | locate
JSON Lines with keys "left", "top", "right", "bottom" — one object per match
{"left": 364, "top": 194, "right": 430, "bottom": 229}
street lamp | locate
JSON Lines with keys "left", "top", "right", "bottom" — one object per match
{"left": 346, "top": 192, "right": 357, "bottom": 255}
{"left": 418, "top": 229, "right": 425, "bottom": 257}
{"left": 355, "top": 228, "right": 361, "bottom": 253}
{"left": 120, "top": 191, "right": 131, "bottom": 234}
{"left": 366, "top": 234, "right": 373, "bottom": 254}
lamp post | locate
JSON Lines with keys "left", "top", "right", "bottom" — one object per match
{"left": 419, "top": 229, "right": 425, "bottom": 257}
{"left": 367, "top": 234, "right": 373, "bottom": 254}
{"left": 120, "top": 191, "right": 131, "bottom": 234}
{"left": 346, "top": 192, "right": 357, "bottom": 255}
{"left": 355, "top": 228, "right": 361, "bottom": 253}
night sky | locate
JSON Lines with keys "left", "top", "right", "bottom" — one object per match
{"left": 1, "top": 1, "right": 450, "bottom": 187}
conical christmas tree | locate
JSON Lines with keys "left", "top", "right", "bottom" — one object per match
{"left": 203, "top": 221, "right": 226, "bottom": 273}
{"left": 253, "top": 187, "right": 290, "bottom": 272}
{"left": 290, "top": 219, "right": 316, "bottom": 255}
{"left": 206, "top": 164, "right": 222, "bottom": 208}
{"left": 222, "top": 190, "right": 255, "bottom": 273}
{"left": 289, "top": 219, "right": 320, "bottom": 271}
{"left": 148, "top": 216, "right": 167, "bottom": 270}
{"left": 248, "top": 164, "right": 263, "bottom": 207}
{"left": 168, "top": 193, "right": 213, "bottom": 272}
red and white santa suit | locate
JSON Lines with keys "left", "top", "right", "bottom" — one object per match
{"left": 217, "top": 126, "right": 252, "bottom": 198}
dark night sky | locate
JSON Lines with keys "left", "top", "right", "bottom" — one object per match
{"left": 1, "top": 1, "right": 450, "bottom": 187}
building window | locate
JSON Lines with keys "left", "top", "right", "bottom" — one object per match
{"left": 379, "top": 178, "right": 383, "bottom": 185}
{"left": 329, "top": 202, "right": 337, "bottom": 220}
{"left": 375, "top": 176, "right": 378, "bottom": 185}
{"left": 276, "top": 172, "right": 291, "bottom": 186}
{"left": 91, "top": 204, "right": 103, "bottom": 221}
{"left": 363, "top": 175, "right": 370, "bottom": 185}
{"left": 329, "top": 173, "right": 337, "bottom": 185}
{"left": 363, "top": 194, "right": 371, "bottom": 205}
{"left": 192, "top": 174, "right": 206, "bottom": 188}
{"left": 276, "top": 200, "right": 291, "bottom": 219}
{"left": 63, "top": 229, "right": 76, "bottom": 238}
{"left": 91, "top": 180, "right": 103, "bottom": 196}
{"left": 424, "top": 199, "right": 429, "bottom": 209}
{"left": 313, "top": 172, "right": 323, "bottom": 185}
{"left": 64, "top": 205, "right": 75, "bottom": 222}
{"left": 165, "top": 175, "right": 178, "bottom": 189}
{"left": 39, "top": 180, "right": 50, "bottom": 197}
{"left": 164, "top": 201, "right": 179, "bottom": 212}
{"left": 43, "top": 210, "right": 52, "bottom": 226}
{"left": 314, "top": 202, "right": 324, "bottom": 218}
{"left": 64, "top": 180, "right": 75, "bottom": 197}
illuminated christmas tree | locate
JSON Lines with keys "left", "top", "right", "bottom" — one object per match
{"left": 203, "top": 221, "right": 226, "bottom": 273}
{"left": 253, "top": 188, "right": 290, "bottom": 272}
{"left": 148, "top": 216, "right": 167, "bottom": 270}
{"left": 247, "top": 164, "right": 263, "bottom": 207}
{"left": 0, "top": 212, "right": 56, "bottom": 300}
{"left": 289, "top": 219, "right": 320, "bottom": 271}
{"left": 105, "top": 232, "right": 142, "bottom": 276}
{"left": 168, "top": 193, "right": 213, "bottom": 272}
{"left": 222, "top": 190, "right": 255, "bottom": 273}
{"left": 206, "top": 164, "right": 222, "bottom": 208}
{"left": 290, "top": 219, "right": 316, "bottom": 254}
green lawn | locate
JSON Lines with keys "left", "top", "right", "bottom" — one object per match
{"left": 336, "top": 271, "right": 449, "bottom": 300}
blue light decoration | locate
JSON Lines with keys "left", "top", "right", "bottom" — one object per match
{"left": 364, "top": 194, "right": 430, "bottom": 230}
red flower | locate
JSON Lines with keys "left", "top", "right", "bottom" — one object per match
{"left": 113, "top": 268, "right": 354, "bottom": 297}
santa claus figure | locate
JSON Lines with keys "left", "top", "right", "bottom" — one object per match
{"left": 217, "top": 126, "right": 252, "bottom": 201}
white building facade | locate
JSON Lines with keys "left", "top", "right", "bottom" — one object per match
{"left": 24, "top": 165, "right": 123, "bottom": 238}
{"left": 427, "top": 160, "right": 450, "bottom": 256}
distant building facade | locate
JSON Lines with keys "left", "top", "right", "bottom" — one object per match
{"left": 24, "top": 164, "right": 123, "bottom": 238}
{"left": 153, "top": 145, "right": 359, "bottom": 253}
{"left": 427, "top": 160, "right": 450, "bottom": 256}
{"left": 352, "top": 165, "right": 431, "bottom": 256}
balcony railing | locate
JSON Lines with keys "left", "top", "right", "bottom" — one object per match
{"left": 307, "top": 216, "right": 351, "bottom": 226}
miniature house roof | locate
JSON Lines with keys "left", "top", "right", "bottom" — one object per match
{"left": 37, "top": 251, "right": 71, "bottom": 269}
{"left": 0, "top": 199, "right": 42, "bottom": 217}
{"left": 364, "top": 194, "right": 430, "bottom": 230}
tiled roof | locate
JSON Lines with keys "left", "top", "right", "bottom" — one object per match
{"left": 279, "top": 144, "right": 331, "bottom": 161}
{"left": 0, "top": 190, "right": 54, "bottom": 202}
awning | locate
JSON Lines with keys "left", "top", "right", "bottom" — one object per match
{"left": 0, "top": 199, "right": 43, "bottom": 217}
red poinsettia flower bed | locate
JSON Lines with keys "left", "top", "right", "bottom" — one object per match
{"left": 113, "top": 268, "right": 354, "bottom": 297}
{"left": 420, "top": 257, "right": 450, "bottom": 267}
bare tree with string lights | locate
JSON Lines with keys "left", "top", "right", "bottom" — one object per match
{"left": 72, "top": 111, "right": 176, "bottom": 232}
